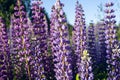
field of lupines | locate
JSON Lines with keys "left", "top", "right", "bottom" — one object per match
{"left": 0, "top": 0, "right": 120, "bottom": 80}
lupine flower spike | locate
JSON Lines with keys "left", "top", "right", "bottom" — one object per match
{"left": 87, "top": 22, "right": 96, "bottom": 65}
{"left": 31, "top": 0, "right": 49, "bottom": 79}
{"left": 0, "top": 17, "right": 10, "bottom": 80}
{"left": 98, "top": 19, "right": 107, "bottom": 63}
{"left": 104, "top": 2, "right": 120, "bottom": 80}
{"left": 73, "top": 0, "right": 87, "bottom": 77}
{"left": 50, "top": 0, "right": 73, "bottom": 80}
{"left": 11, "top": 0, "right": 32, "bottom": 79}
{"left": 96, "top": 19, "right": 108, "bottom": 79}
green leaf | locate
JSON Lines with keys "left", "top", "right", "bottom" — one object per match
{"left": 76, "top": 74, "right": 80, "bottom": 80}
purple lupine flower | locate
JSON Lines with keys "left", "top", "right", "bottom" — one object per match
{"left": 97, "top": 20, "right": 107, "bottom": 61}
{"left": 111, "top": 43, "right": 120, "bottom": 80}
{"left": 31, "top": 0, "right": 49, "bottom": 79}
{"left": 104, "top": 2, "right": 120, "bottom": 80}
{"left": 50, "top": 0, "right": 72, "bottom": 80}
{"left": 95, "top": 19, "right": 108, "bottom": 79}
{"left": 87, "top": 22, "right": 97, "bottom": 64}
{"left": 11, "top": 0, "right": 32, "bottom": 79}
{"left": 49, "top": 5, "right": 59, "bottom": 80}
{"left": 73, "top": 1, "right": 89, "bottom": 79}
{"left": 0, "top": 17, "right": 10, "bottom": 79}
{"left": 80, "top": 50, "right": 93, "bottom": 80}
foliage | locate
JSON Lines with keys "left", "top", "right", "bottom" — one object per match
{"left": 0, "top": 0, "right": 15, "bottom": 27}
{"left": 76, "top": 74, "right": 80, "bottom": 80}
{"left": 0, "top": 0, "right": 30, "bottom": 27}
{"left": 116, "top": 24, "right": 120, "bottom": 41}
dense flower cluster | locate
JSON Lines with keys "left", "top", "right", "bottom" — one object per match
{"left": 95, "top": 19, "right": 108, "bottom": 79}
{"left": 50, "top": 0, "right": 73, "bottom": 80}
{"left": 80, "top": 50, "right": 93, "bottom": 80}
{"left": 104, "top": 2, "right": 120, "bottom": 80}
{"left": 112, "top": 44, "right": 120, "bottom": 79}
{"left": 73, "top": 1, "right": 93, "bottom": 80}
{"left": 98, "top": 20, "right": 107, "bottom": 62}
{"left": 73, "top": 1, "right": 87, "bottom": 75}
{"left": 31, "top": 0, "right": 48, "bottom": 79}
{"left": 11, "top": 0, "right": 32, "bottom": 79}
{"left": 87, "top": 22, "right": 96, "bottom": 64}
{"left": 0, "top": 17, "right": 9, "bottom": 80}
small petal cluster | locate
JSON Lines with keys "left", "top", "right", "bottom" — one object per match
{"left": 73, "top": 0, "right": 87, "bottom": 75}
{"left": 111, "top": 43, "right": 120, "bottom": 79}
{"left": 80, "top": 50, "right": 93, "bottom": 80}
{"left": 31, "top": 0, "right": 48, "bottom": 79}
{"left": 0, "top": 17, "right": 9, "bottom": 79}
{"left": 11, "top": 0, "right": 32, "bottom": 79}
{"left": 50, "top": 0, "right": 72, "bottom": 80}
{"left": 104, "top": 2, "right": 120, "bottom": 80}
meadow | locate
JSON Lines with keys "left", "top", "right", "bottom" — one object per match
{"left": 0, "top": 0, "right": 120, "bottom": 80}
